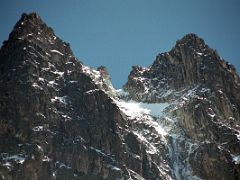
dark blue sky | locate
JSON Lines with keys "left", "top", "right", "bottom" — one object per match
{"left": 0, "top": 0, "right": 240, "bottom": 88}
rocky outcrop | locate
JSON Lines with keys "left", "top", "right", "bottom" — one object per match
{"left": 124, "top": 33, "right": 240, "bottom": 179}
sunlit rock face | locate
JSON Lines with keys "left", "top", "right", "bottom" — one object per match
{"left": 124, "top": 33, "right": 240, "bottom": 179}
{"left": 0, "top": 12, "right": 240, "bottom": 180}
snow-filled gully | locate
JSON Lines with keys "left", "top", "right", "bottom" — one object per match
{"left": 116, "top": 99, "right": 201, "bottom": 180}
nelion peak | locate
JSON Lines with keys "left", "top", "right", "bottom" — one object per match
{"left": 124, "top": 33, "right": 240, "bottom": 179}
{"left": 0, "top": 13, "right": 240, "bottom": 180}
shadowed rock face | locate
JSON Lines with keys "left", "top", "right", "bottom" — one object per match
{"left": 1, "top": 13, "right": 240, "bottom": 180}
{"left": 0, "top": 13, "right": 172, "bottom": 180}
{"left": 124, "top": 34, "right": 240, "bottom": 179}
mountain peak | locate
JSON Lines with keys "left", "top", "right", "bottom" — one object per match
{"left": 175, "top": 33, "right": 206, "bottom": 51}
{"left": 20, "top": 12, "right": 41, "bottom": 22}
{"left": 0, "top": 12, "right": 73, "bottom": 79}
{"left": 176, "top": 33, "right": 204, "bottom": 45}
{"left": 5, "top": 12, "right": 54, "bottom": 44}
{"left": 15, "top": 12, "right": 44, "bottom": 28}
{"left": 124, "top": 33, "right": 240, "bottom": 102}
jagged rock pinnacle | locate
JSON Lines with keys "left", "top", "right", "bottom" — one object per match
{"left": 19, "top": 12, "right": 41, "bottom": 23}
{"left": 6, "top": 12, "right": 54, "bottom": 43}
{"left": 173, "top": 33, "right": 208, "bottom": 53}
{"left": 124, "top": 33, "right": 240, "bottom": 102}
{"left": 176, "top": 33, "right": 205, "bottom": 45}
{"left": 0, "top": 12, "right": 75, "bottom": 82}
{"left": 15, "top": 12, "right": 45, "bottom": 30}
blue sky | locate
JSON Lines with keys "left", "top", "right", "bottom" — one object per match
{"left": 0, "top": 0, "right": 239, "bottom": 88}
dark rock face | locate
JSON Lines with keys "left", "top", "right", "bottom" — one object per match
{"left": 0, "top": 13, "right": 170, "bottom": 180}
{"left": 124, "top": 33, "right": 240, "bottom": 179}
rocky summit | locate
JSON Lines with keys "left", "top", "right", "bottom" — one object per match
{"left": 0, "top": 13, "right": 240, "bottom": 180}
